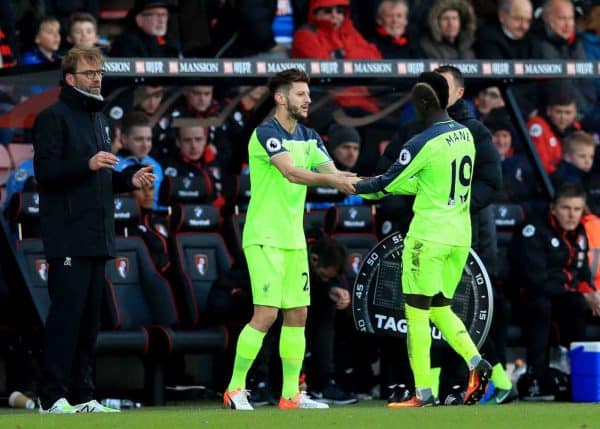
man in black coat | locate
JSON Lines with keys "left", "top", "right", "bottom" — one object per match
{"left": 33, "top": 47, "right": 155, "bottom": 413}
{"left": 510, "top": 183, "right": 600, "bottom": 400}
{"left": 110, "top": 0, "right": 180, "bottom": 58}
{"left": 474, "top": 0, "right": 535, "bottom": 59}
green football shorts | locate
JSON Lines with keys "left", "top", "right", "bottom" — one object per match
{"left": 244, "top": 244, "right": 310, "bottom": 309}
{"left": 401, "top": 235, "right": 469, "bottom": 298}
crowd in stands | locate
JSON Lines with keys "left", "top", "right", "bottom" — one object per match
{"left": 2, "top": 0, "right": 600, "bottom": 407}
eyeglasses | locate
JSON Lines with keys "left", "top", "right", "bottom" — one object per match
{"left": 317, "top": 6, "right": 348, "bottom": 14}
{"left": 71, "top": 69, "right": 104, "bottom": 79}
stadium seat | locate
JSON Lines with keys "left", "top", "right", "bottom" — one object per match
{"left": 324, "top": 205, "right": 378, "bottom": 284}
{"left": 5, "top": 191, "right": 41, "bottom": 240}
{"left": 7, "top": 143, "right": 34, "bottom": 167}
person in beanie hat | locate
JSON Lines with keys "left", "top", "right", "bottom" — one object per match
{"left": 326, "top": 124, "right": 361, "bottom": 171}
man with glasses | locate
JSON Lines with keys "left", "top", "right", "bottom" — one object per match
{"left": 474, "top": 0, "right": 535, "bottom": 59}
{"left": 110, "top": 0, "right": 180, "bottom": 58}
{"left": 33, "top": 47, "right": 155, "bottom": 413}
{"left": 291, "top": 0, "right": 381, "bottom": 59}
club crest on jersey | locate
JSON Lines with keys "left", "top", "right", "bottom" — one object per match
{"left": 195, "top": 254, "right": 208, "bottom": 275}
{"left": 522, "top": 224, "right": 535, "bottom": 237}
{"left": 398, "top": 149, "right": 411, "bottom": 165}
{"left": 349, "top": 253, "right": 363, "bottom": 274}
{"left": 116, "top": 257, "right": 129, "bottom": 279}
{"left": 36, "top": 259, "right": 48, "bottom": 282}
{"left": 266, "top": 137, "right": 282, "bottom": 152}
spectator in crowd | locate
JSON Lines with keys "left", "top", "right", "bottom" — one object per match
{"left": 127, "top": 170, "right": 171, "bottom": 274}
{"left": 530, "top": 0, "right": 596, "bottom": 112}
{"left": 291, "top": 0, "right": 381, "bottom": 59}
{"left": 11, "top": 0, "right": 45, "bottom": 56}
{"left": 170, "top": 85, "right": 232, "bottom": 172}
{"left": 64, "top": 12, "right": 99, "bottom": 50}
{"left": 579, "top": 1, "right": 600, "bottom": 134}
{"left": 20, "top": 17, "right": 61, "bottom": 65}
{"left": 115, "top": 112, "right": 165, "bottom": 211}
{"left": 549, "top": 130, "right": 600, "bottom": 214}
{"left": 474, "top": 0, "right": 535, "bottom": 59}
{"left": 527, "top": 85, "right": 580, "bottom": 174}
{"left": 161, "top": 125, "right": 225, "bottom": 210}
{"left": 419, "top": 0, "right": 477, "bottom": 59}
{"left": 305, "top": 235, "right": 358, "bottom": 405}
{"left": 45, "top": 0, "right": 99, "bottom": 43}
{"left": 110, "top": 0, "right": 180, "bottom": 58}
{"left": 126, "top": 85, "right": 174, "bottom": 162}
{"left": 484, "top": 107, "right": 538, "bottom": 204}
{"left": 368, "top": 0, "right": 424, "bottom": 58}
{"left": 33, "top": 46, "right": 155, "bottom": 413}
{"left": 473, "top": 86, "right": 505, "bottom": 121}
{"left": 308, "top": 123, "right": 364, "bottom": 209}
{"left": 510, "top": 183, "right": 600, "bottom": 400}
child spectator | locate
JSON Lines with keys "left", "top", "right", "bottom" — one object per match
{"left": 551, "top": 131, "right": 595, "bottom": 188}
{"left": 65, "top": 12, "right": 99, "bottom": 50}
{"left": 527, "top": 85, "right": 580, "bottom": 174}
{"left": 20, "top": 17, "right": 61, "bottom": 65}
{"left": 115, "top": 112, "right": 165, "bottom": 211}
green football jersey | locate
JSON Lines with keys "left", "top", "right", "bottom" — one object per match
{"left": 243, "top": 117, "right": 332, "bottom": 249}
{"left": 355, "top": 120, "right": 475, "bottom": 246}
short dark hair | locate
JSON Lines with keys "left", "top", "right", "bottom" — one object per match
{"left": 267, "top": 68, "right": 310, "bottom": 97}
{"left": 414, "top": 71, "right": 449, "bottom": 111}
{"left": 121, "top": 111, "right": 151, "bottom": 136}
{"left": 309, "top": 236, "right": 347, "bottom": 274}
{"left": 553, "top": 182, "right": 587, "bottom": 203}
{"left": 435, "top": 65, "right": 465, "bottom": 88}
{"left": 68, "top": 11, "right": 98, "bottom": 32}
{"left": 547, "top": 83, "right": 577, "bottom": 107}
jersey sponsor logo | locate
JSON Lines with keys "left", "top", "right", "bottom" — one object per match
{"left": 398, "top": 148, "right": 411, "bottom": 165}
{"left": 266, "top": 137, "right": 282, "bottom": 152}
{"left": 116, "top": 257, "right": 129, "bottom": 279}
{"left": 551, "top": 237, "right": 560, "bottom": 248}
{"left": 352, "top": 232, "right": 493, "bottom": 346}
{"left": 195, "top": 254, "right": 208, "bottom": 275}
{"left": 35, "top": 259, "right": 48, "bottom": 282}
{"left": 529, "top": 123, "right": 542, "bottom": 137}
{"left": 522, "top": 224, "right": 536, "bottom": 237}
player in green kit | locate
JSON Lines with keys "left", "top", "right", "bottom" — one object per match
{"left": 354, "top": 72, "right": 492, "bottom": 407}
{"left": 223, "top": 69, "right": 357, "bottom": 411}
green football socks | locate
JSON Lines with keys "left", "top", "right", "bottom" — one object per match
{"left": 405, "top": 304, "right": 432, "bottom": 389}
{"left": 280, "top": 326, "right": 306, "bottom": 399}
{"left": 429, "top": 305, "right": 480, "bottom": 368}
{"left": 491, "top": 363, "right": 513, "bottom": 390}
{"left": 227, "top": 324, "right": 266, "bottom": 391}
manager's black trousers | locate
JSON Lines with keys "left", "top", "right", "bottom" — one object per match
{"left": 39, "top": 257, "right": 106, "bottom": 408}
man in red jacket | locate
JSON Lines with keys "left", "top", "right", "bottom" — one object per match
{"left": 292, "top": 0, "right": 381, "bottom": 59}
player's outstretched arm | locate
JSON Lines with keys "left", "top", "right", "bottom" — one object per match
{"left": 271, "top": 153, "right": 355, "bottom": 194}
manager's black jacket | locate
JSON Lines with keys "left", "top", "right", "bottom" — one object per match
{"left": 33, "top": 84, "right": 136, "bottom": 259}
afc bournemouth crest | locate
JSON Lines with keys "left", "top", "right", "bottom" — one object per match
{"left": 35, "top": 259, "right": 48, "bottom": 282}
{"left": 115, "top": 257, "right": 129, "bottom": 279}
{"left": 352, "top": 232, "right": 493, "bottom": 348}
{"left": 349, "top": 253, "right": 363, "bottom": 274}
{"left": 195, "top": 254, "right": 208, "bottom": 276}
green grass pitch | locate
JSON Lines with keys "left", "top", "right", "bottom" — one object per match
{"left": 2, "top": 401, "right": 600, "bottom": 429}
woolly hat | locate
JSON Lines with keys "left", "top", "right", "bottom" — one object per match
{"left": 327, "top": 124, "right": 361, "bottom": 151}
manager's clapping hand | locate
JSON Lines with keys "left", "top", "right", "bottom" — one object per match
{"left": 89, "top": 151, "right": 119, "bottom": 170}
{"left": 132, "top": 165, "right": 156, "bottom": 188}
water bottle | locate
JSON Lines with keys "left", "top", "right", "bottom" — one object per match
{"left": 101, "top": 398, "right": 142, "bottom": 410}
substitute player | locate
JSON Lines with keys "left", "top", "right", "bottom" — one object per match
{"left": 354, "top": 72, "right": 491, "bottom": 407}
{"left": 224, "top": 68, "right": 357, "bottom": 410}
